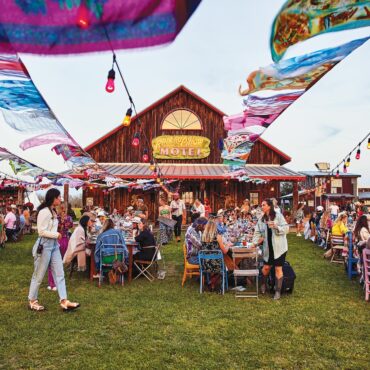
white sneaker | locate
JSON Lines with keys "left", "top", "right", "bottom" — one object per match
{"left": 52, "top": 287, "right": 57, "bottom": 291}
{"left": 47, "top": 286, "right": 52, "bottom": 291}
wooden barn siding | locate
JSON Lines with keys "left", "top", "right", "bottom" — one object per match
{"left": 87, "top": 90, "right": 285, "bottom": 166}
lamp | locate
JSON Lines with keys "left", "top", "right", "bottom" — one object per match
{"left": 76, "top": 2, "right": 89, "bottom": 29}
{"left": 105, "top": 68, "right": 115, "bottom": 93}
{"left": 122, "top": 108, "right": 133, "bottom": 127}
{"left": 131, "top": 132, "right": 140, "bottom": 147}
{"left": 356, "top": 148, "right": 361, "bottom": 160}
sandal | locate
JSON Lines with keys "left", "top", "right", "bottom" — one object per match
{"left": 60, "top": 300, "right": 80, "bottom": 312}
{"left": 28, "top": 300, "right": 45, "bottom": 311}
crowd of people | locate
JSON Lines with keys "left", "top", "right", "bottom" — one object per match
{"left": 292, "top": 200, "right": 370, "bottom": 288}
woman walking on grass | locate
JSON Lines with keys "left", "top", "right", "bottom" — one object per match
{"left": 28, "top": 188, "right": 80, "bottom": 312}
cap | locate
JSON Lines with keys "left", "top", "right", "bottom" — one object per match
{"left": 127, "top": 206, "right": 134, "bottom": 211}
{"left": 97, "top": 211, "right": 106, "bottom": 217}
{"left": 316, "top": 206, "right": 324, "bottom": 211}
{"left": 10, "top": 204, "right": 17, "bottom": 209}
{"left": 132, "top": 217, "right": 142, "bottom": 224}
{"left": 217, "top": 209, "right": 224, "bottom": 217}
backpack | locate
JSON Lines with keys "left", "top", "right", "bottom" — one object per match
{"left": 269, "top": 261, "right": 296, "bottom": 294}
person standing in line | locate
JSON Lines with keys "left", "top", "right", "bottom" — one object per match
{"left": 47, "top": 204, "right": 73, "bottom": 291}
{"left": 170, "top": 193, "right": 187, "bottom": 242}
{"left": 28, "top": 188, "right": 80, "bottom": 312}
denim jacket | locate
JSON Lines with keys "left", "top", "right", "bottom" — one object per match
{"left": 94, "top": 229, "right": 128, "bottom": 265}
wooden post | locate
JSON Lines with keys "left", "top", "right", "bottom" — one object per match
{"left": 292, "top": 181, "right": 299, "bottom": 211}
{"left": 17, "top": 187, "right": 24, "bottom": 205}
{"left": 63, "top": 183, "right": 69, "bottom": 209}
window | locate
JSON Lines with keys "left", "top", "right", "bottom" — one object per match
{"left": 161, "top": 109, "right": 202, "bottom": 130}
{"left": 250, "top": 192, "right": 259, "bottom": 206}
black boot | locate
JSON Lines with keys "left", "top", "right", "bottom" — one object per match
{"left": 260, "top": 274, "right": 268, "bottom": 294}
{"left": 274, "top": 277, "right": 283, "bottom": 300}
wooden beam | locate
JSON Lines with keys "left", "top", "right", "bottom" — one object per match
{"left": 63, "top": 183, "right": 69, "bottom": 209}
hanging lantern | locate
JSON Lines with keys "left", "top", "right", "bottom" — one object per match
{"left": 356, "top": 148, "right": 361, "bottom": 160}
{"left": 131, "top": 132, "right": 140, "bottom": 147}
{"left": 76, "top": 2, "right": 89, "bottom": 29}
{"left": 345, "top": 157, "right": 351, "bottom": 167}
{"left": 105, "top": 68, "right": 115, "bottom": 93}
{"left": 142, "top": 149, "right": 149, "bottom": 162}
{"left": 149, "top": 160, "right": 155, "bottom": 172}
{"left": 122, "top": 108, "right": 133, "bottom": 127}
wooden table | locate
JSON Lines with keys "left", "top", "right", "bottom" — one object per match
{"left": 88, "top": 240, "right": 138, "bottom": 283}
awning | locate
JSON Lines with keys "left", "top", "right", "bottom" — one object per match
{"left": 66, "top": 163, "right": 305, "bottom": 181}
{"left": 323, "top": 193, "right": 355, "bottom": 199}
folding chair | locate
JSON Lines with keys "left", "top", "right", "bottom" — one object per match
{"left": 330, "top": 235, "right": 345, "bottom": 264}
{"left": 363, "top": 248, "right": 370, "bottom": 302}
{"left": 134, "top": 245, "right": 161, "bottom": 282}
{"left": 232, "top": 247, "right": 259, "bottom": 298}
{"left": 181, "top": 243, "right": 200, "bottom": 286}
{"left": 198, "top": 250, "right": 228, "bottom": 294}
{"left": 99, "top": 234, "right": 127, "bottom": 287}
{"left": 346, "top": 231, "right": 358, "bottom": 279}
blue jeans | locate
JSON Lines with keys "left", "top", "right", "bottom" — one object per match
{"left": 28, "top": 239, "right": 67, "bottom": 301}
{"left": 187, "top": 256, "right": 199, "bottom": 265}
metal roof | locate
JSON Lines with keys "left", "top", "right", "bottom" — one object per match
{"left": 299, "top": 171, "right": 361, "bottom": 178}
{"left": 66, "top": 163, "right": 305, "bottom": 181}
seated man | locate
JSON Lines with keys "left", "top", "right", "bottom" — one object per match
{"left": 185, "top": 217, "right": 208, "bottom": 265}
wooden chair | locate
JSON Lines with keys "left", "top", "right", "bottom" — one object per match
{"left": 330, "top": 235, "right": 345, "bottom": 264}
{"left": 182, "top": 243, "right": 200, "bottom": 286}
{"left": 232, "top": 247, "right": 259, "bottom": 298}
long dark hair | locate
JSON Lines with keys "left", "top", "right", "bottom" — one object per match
{"left": 79, "top": 215, "right": 90, "bottom": 237}
{"left": 262, "top": 198, "right": 276, "bottom": 222}
{"left": 101, "top": 218, "right": 114, "bottom": 233}
{"left": 353, "top": 215, "right": 369, "bottom": 240}
{"left": 37, "top": 188, "right": 61, "bottom": 214}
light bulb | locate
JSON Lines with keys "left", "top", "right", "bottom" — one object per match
{"left": 77, "top": 3, "right": 89, "bottom": 29}
{"left": 105, "top": 69, "right": 115, "bottom": 93}
{"left": 149, "top": 160, "right": 155, "bottom": 172}
{"left": 122, "top": 108, "right": 133, "bottom": 127}
{"left": 368, "top": 138, "right": 370, "bottom": 149}
{"left": 132, "top": 133, "right": 140, "bottom": 147}
{"left": 356, "top": 149, "right": 361, "bottom": 160}
{"left": 336, "top": 170, "right": 339, "bottom": 178}
{"left": 343, "top": 164, "right": 347, "bottom": 173}
{"left": 142, "top": 153, "right": 149, "bottom": 162}
{"left": 345, "top": 157, "right": 350, "bottom": 167}
{"left": 156, "top": 177, "right": 161, "bottom": 183}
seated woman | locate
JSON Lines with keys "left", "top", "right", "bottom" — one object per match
{"left": 200, "top": 219, "right": 235, "bottom": 291}
{"left": 94, "top": 218, "right": 128, "bottom": 277}
{"left": 134, "top": 219, "right": 156, "bottom": 262}
{"left": 63, "top": 215, "right": 93, "bottom": 271}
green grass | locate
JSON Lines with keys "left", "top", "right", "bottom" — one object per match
{"left": 0, "top": 235, "right": 369, "bottom": 369}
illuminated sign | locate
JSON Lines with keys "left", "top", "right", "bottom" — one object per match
{"left": 152, "top": 135, "right": 210, "bottom": 159}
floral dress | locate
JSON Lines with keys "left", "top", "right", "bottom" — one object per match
{"left": 200, "top": 238, "right": 222, "bottom": 273}
{"left": 158, "top": 208, "right": 173, "bottom": 245}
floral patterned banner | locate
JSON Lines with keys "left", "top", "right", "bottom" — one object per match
{"left": 0, "top": 0, "right": 201, "bottom": 55}
{"left": 271, "top": 0, "right": 370, "bottom": 62}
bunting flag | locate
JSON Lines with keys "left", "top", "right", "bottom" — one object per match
{"left": 271, "top": 0, "right": 370, "bottom": 62}
{"left": 223, "top": 35, "right": 369, "bottom": 180}
{"left": 0, "top": 0, "right": 201, "bottom": 55}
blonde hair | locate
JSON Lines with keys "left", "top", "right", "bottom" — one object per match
{"left": 201, "top": 219, "right": 217, "bottom": 243}
{"left": 334, "top": 212, "right": 347, "bottom": 226}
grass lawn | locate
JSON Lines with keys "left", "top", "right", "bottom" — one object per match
{"left": 0, "top": 234, "right": 369, "bottom": 369}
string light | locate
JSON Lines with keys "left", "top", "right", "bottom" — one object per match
{"left": 122, "top": 108, "right": 133, "bottom": 127}
{"left": 343, "top": 164, "right": 347, "bottom": 173}
{"left": 131, "top": 132, "right": 140, "bottom": 147}
{"left": 368, "top": 138, "right": 370, "bottom": 149}
{"left": 356, "top": 148, "right": 361, "bottom": 160}
{"left": 345, "top": 157, "right": 351, "bottom": 167}
{"left": 149, "top": 160, "right": 155, "bottom": 172}
{"left": 336, "top": 170, "right": 340, "bottom": 178}
{"left": 105, "top": 69, "right": 115, "bottom": 93}
{"left": 76, "top": 1, "right": 89, "bottom": 29}
{"left": 142, "top": 149, "right": 149, "bottom": 162}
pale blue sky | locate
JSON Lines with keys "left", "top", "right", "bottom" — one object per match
{"left": 1, "top": 0, "right": 369, "bottom": 184}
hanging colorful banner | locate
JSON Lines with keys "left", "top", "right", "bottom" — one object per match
{"left": 271, "top": 0, "right": 370, "bottom": 62}
{"left": 0, "top": 0, "right": 201, "bottom": 55}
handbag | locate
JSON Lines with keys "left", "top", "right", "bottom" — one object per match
{"left": 112, "top": 245, "right": 128, "bottom": 274}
